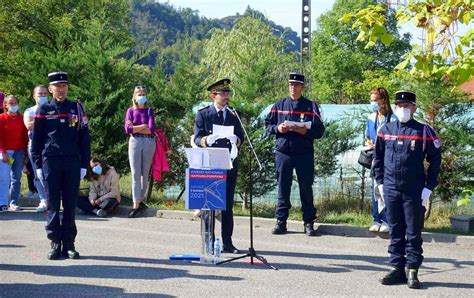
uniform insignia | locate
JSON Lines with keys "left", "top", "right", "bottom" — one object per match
{"left": 397, "top": 141, "right": 403, "bottom": 145}
{"left": 410, "top": 140, "right": 416, "bottom": 151}
{"left": 434, "top": 139, "right": 441, "bottom": 148}
{"left": 300, "top": 113, "right": 304, "bottom": 122}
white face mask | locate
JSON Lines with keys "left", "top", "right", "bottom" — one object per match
{"left": 395, "top": 107, "right": 412, "bottom": 123}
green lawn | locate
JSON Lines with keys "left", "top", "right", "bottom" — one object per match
{"left": 18, "top": 174, "right": 473, "bottom": 235}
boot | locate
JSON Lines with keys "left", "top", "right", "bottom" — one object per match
{"left": 379, "top": 267, "right": 407, "bottom": 285}
{"left": 407, "top": 268, "right": 421, "bottom": 289}
{"left": 271, "top": 220, "right": 287, "bottom": 234}
{"left": 304, "top": 222, "right": 317, "bottom": 236}
{"left": 47, "top": 241, "right": 62, "bottom": 260}
{"left": 62, "top": 241, "right": 80, "bottom": 259}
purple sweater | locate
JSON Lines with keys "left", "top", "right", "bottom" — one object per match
{"left": 124, "top": 107, "right": 156, "bottom": 135}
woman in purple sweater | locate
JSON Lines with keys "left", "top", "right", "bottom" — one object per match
{"left": 124, "top": 85, "right": 156, "bottom": 218}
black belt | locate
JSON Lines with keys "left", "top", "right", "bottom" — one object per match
{"left": 132, "top": 134, "right": 154, "bottom": 138}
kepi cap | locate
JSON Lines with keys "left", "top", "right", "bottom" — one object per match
{"left": 289, "top": 72, "right": 305, "bottom": 84}
{"left": 48, "top": 71, "right": 68, "bottom": 85}
{"left": 395, "top": 90, "right": 416, "bottom": 105}
{"left": 207, "top": 78, "right": 231, "bottom": 92}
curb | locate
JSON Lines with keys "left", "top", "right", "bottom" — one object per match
{"left": 150, "top": 208, "right": 474, "bottom": 245}
{"left": 17, "top": 198, "right": 474, "bottom": 245}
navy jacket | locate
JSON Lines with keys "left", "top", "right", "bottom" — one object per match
{"left": 193, "top": 105, "right": 244, "bottom": 176}
{"left": 372, "top": 119, "right": 442, "bottom": 195}
{"left": 265, "top": 96, "right": 325, "bottom": 155}
{"left": 31, "top": 98, "right": 91, "bottom": 169}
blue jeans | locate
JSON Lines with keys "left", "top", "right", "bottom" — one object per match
{"left": 0, "top": 150, "right": 25, "bottom": 206}
{"left": 28, "top": 143, "right": 46, "bottom": 200}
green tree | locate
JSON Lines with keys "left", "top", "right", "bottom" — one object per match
{"left": 311, "top": 0, "right": 411, "bottom": 103}
{"left": 0, "top": 0, "right": 149, "bottom": 173}
{"left": 199, "top": 17, "right": 299, "bottom": 206}
{"left": 340, "top": 0, "right": 473, "bottom": 86}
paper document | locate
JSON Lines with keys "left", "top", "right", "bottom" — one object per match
{"left": 284, "top": 120, "right": 312, "bottom": 129}
{"left": 185, "top": 148, "right": 232, "bottom": 170}
{"left": 212, "top": 124, "right": 234, "bottom": 137}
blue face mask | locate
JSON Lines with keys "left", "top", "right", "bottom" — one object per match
{"left": 38, "top": 96, "right": 48, "bottom": 105}
{"left": 9, "top": 105, "right": 19, "bottom": 113}
{"left": 92, "top": 165, "right": 102, "bottom": 175}
{"left": 136, "top": 96, "right": 147, "bottom": 105}
{"left": 370, "top": 102, "right": 379, "bottom": 112}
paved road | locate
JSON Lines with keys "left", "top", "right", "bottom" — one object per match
{"left": 0, "top": 209, "right": 473, "bottom": 297}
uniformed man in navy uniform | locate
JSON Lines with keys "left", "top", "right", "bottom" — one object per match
{"left": 194, "top": 78, "right": 244, "bottom": 254}
{"left": 32, "top": 72, "right": 91, "bottom": 260}
{"left": 373, "top": 90, "right": 441, "bottom": 289}
{"left": 265, "top": 73, "right": 325, "bottom": 236}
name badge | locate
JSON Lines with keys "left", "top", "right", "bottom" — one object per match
{"left": 60, "top": 119, "right": 65, "bottom": 123}
{"left": 397, "top": 141, "right": 403, "bottom": 145}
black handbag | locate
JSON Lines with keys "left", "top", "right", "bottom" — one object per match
{"left": 358, "top": 148, "right": 374, "bottom": 169}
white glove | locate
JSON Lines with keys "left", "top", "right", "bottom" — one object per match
{"left": 80, "top": 168, "right": 87, "bottom": 180}
{"left": 206, "top": 134, "right": 220, "bottom": 146}
{"left": 36, "top": 168, "right": 43, "bottom": 181}
{"left": 421, "top": 187, "right": 432, "bottom": 208}
{"left": 377, "top": 184, "right": 385, "bottom": 213}
{"left": 228, "top": 135, "right": 238, "bottom": 144}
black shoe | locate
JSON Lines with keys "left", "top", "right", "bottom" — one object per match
{"left": 304, "top": 222, "right": 317, "bottom": 236}
{"left": 139, "top": 202, "right": 148, "bottom": 210}
{"left": 380, "top": 267, "right": 407, "bottom": 285}
{"left": 47, "top": 241, "right": 61, "bottom": 260}
{"left": 222, "top": 244, "right": 240, "bottom": 254}
{"left": 128, "top": 208, "right": 142, "bottom": 218}
{"left": 62, "top": 242, "right": 80, "bottom": 259}
{"left": 407, "top": 269, "right": 421, "bottom": 289}
{"left": 271, "top": 220, "right": 287, "bottom": 234}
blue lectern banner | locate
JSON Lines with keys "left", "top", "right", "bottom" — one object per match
{"left": 185, "top": 168, "right": 227, "bottom": 210}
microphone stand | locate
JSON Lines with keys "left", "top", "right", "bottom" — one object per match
{"left": 216, "top": 107, "right": 277, "bottom": 270}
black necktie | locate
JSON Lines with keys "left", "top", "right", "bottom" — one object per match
{"left": 218, "top": 110, "right": 224, "bottom": 123}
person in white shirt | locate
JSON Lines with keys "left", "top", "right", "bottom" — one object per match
{"left": 23, "top": 85, "right": 49, "bottom": 212}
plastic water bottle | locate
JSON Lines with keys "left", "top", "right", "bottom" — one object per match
{"left": 214, "top": 237, "right": 222, "bottom": 259}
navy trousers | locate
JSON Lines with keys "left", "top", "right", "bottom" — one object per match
{"left": 275, "top": 151, "right": 316, "bottom": 223}
{"left": 43, "top": 156, "right": 80, "bottom": 245}
{"left": 385, "top": 189, "right": 425, "bottom": 269}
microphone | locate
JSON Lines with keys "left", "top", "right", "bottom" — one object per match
{"left": 225, "top": 106, "right": 236, "bottom": 116}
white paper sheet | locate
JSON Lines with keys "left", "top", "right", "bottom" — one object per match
{"left": 212, "top": 124, "right": 234, "bottom": 137}
{"left": 185, "top": 148, "right": 232, "bottom": 170}
{"left": 284, "top": 120, "right": 312, "bottom": 129}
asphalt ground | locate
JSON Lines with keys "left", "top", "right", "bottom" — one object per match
{"left": 0, "top": 208, "right": 473, "bottom": 297}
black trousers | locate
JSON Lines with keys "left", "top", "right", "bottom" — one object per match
{"left": 275, "top": 151, "right": 316, "bottom": 223}
{"left": 77, "top": 196, "right": 119, "bottom": 214}
{"left": 43, "top": 156, "right": 80, "bottom": 245}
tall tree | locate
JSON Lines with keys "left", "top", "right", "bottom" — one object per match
{"left": 0, "top": 0, "right": 148, "bottom": 172}
{"left": 311, "top": 0, "right": 411, "bottom": 103}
